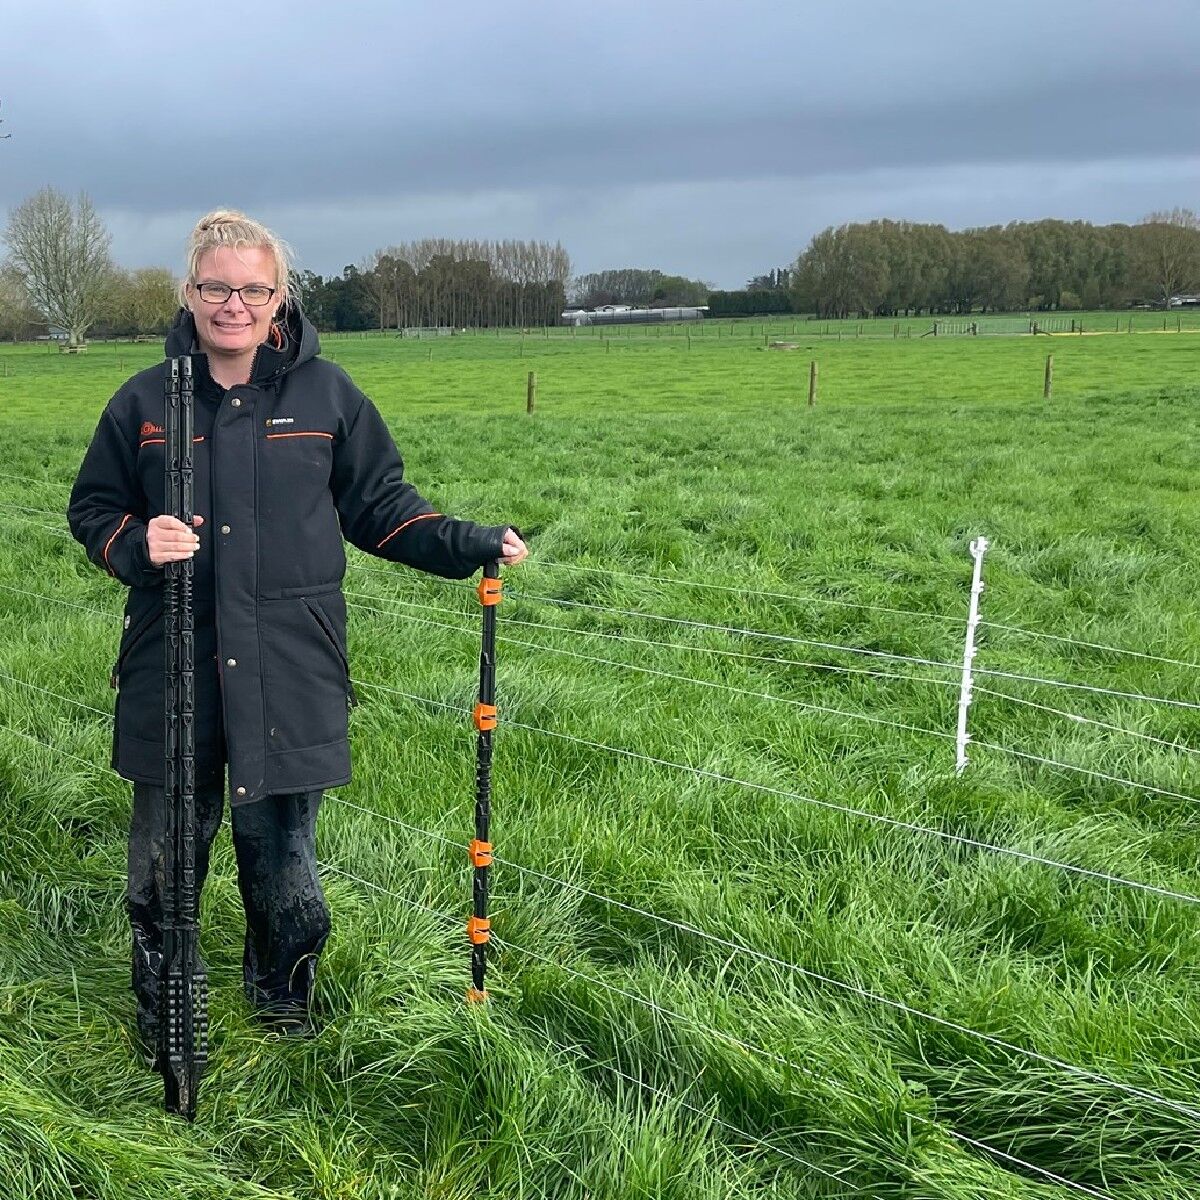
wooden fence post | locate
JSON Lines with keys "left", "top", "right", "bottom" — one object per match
{"left": 808, "top": 360, "right": 818, "bottom": 407}
{"left": 1044, "top": 353, "right": 1053, "bottom": 399}
{"left": 526, "top": 371, "right": 537, "bottom": 414}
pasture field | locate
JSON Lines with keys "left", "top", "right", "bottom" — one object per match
{"left": 0, "top": 328, "right": 1197, "bottom": 1198}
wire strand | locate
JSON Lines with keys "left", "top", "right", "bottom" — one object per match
{"left": 0, "top": 582, "right": 116, "bottom": 619}
{"left": 529, "top": 556, "right": 966, "bottom": 627}
{"left": 1, "top": 490, "right": 1189, "bottom": 677}
{"left": 451, "top": 583, "right": 1200, "bottom": 713}
{"left": 345, "top": 597, "right": 958, "bottom": 744}
{"left": 495, "top": 936, "right": 1114, "bottom": 1200}
{"left": 0, "top": 720, "right": 1128, "bottom": 1198}
{"left": 323, "top": 789, "right": 1200, "bottom": 1122}
{"left": 9, "top": 521, "right": 1197, "bottom": 712}
{"left": 0, "top": 580, "right": 1193, "bottom": 889}
{"left": 975, "top": 686, "right": 1200, "bottom": 756}
{"left": 344, "top": 588, "right": 961, "bottom": 692}
{"left": 974, "top": 741, "right": 1200, "bottom": 806}
{"left": 345, "top": 681, "right": 1200, "bottom": 906}
{"left": 980, "top": 619, "right": 1200, "bottom": 671}
{"left": 0, "top": 669, "right": 112, "bottom": 718}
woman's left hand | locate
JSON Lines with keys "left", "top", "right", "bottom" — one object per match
{"left": 500, "top": 528, "right": 528, "bottom": 566}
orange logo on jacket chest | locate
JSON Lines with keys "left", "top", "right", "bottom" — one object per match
{"left": 140, "top": 421, "right": 165, "bottom": 436}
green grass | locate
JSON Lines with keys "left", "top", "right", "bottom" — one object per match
{"left": 0, "top": 329, "right": 1197, "bottom": 1197}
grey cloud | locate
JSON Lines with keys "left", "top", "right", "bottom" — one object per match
{"left": 2, "top": 0, "right": 1198, "bottom": 286}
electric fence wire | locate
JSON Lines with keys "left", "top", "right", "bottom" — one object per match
{"left": 0, "top": 575, "right": 1196, "bottom": 900}
{"left": 344, "top": 565, "right": 1200, "bottom": 713}
{"left": 345, "top": 594, "right": 1200, "bottom": 804}
{"left": 0, "top": 500, "right": 1192, "bottom": 715}
{"left": 970, "top": 741, "right": 1200, "bottom": 807}
{"left": 0, "top": 668, "right": 1193, "bottom": 1128}
{"left": 323, "top": 858, "right": 1113, "bottom": 1199}
{"left": 493, "top": 585, "right": 1200, "bottom": 713}
{"left": 348, "top": 677, "right": 1200, "bottom": 905}
{"left": 344, "top": 595, "right": 959, "bottom": 744}
{"left": 7, "top": 546, "right": 1193, "bottom": 809}
{"left": 978, "top": 619, "right": 1200, "bottom": 671}
{"left": 973, "top": 685, "right": 1200, "bottom": 757}
{"left": 0, "top": 485, "right": 1192, "bottom": 677}
{"left": 0, "top": 593, "right": 1194, "bottom": 911}
{"left": 0, "top": 711, "right": 1162, "bottom": 1196}
{"left": 344, "top": 587, "right": 963, "bottom": 692}
{"left": 509, "top": 552, "right": 1200, "bottom": 673}
{"left": 322, "top": 792, "right": 1200, "bottom": 1124}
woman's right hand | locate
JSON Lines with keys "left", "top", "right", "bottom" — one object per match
{"left": 147, "top": 514, "right": 204, "bottom": 566}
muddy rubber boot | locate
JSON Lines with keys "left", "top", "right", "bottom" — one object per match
{"left": 234, "top": 790, "right": 330, "bottom": 1037}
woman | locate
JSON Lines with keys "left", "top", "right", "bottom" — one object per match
{"left": 67, "top": 211, "right": 527, "bottom": 1050}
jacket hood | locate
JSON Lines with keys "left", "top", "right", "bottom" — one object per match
{"left": 164, "top": 300, "right": 320, "bottom": 387}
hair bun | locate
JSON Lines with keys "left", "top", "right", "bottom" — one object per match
{"left": 198, "top": 210, "right": 243, "bottom": 233}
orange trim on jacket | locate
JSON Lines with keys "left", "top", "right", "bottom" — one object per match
{"left": 265, "top": 432, "right": 334, "bottom": 441}
{"left": 102, "top": 513, "right": 133, "bottom": 576}
{"left": 377, "top": 511, "right": 442, "bottom": 549}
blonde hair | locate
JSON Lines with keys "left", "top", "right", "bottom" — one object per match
{"left": 179, "top": 209, "right": 295, "bottom": 310}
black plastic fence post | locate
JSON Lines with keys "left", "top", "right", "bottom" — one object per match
{"left": 467, "top": 561, "right": 501, "bottom": 1002}
{"left": 160, "top": 355, "right": 207, "bottom": 1119}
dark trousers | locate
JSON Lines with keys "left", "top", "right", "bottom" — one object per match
{"left": 128, "top": 780, "right": 330, "bottom": 1039}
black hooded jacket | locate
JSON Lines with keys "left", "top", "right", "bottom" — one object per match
{"left": 67, "top": 304, "right": 507, "bottom": 805}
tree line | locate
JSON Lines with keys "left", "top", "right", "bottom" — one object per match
{"left": 2, "top": 186, "right": 1198, "bottom": 345}
{"left": 782, "top": 214, "right": 1200, "bottom": 319}
{"left": 298, "top": 239, "right": 572, "bottom": 332}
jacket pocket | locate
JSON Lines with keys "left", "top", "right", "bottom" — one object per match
{"left": 260, "top": 595, "right": 354, "bottom": 754}
{"left": 111, "top": 605, "right": 161, "bottom": 690}
{"left": 302, "top": 594, "right": 357, "bottom": 708}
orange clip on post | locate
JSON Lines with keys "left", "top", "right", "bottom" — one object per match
{"left": 469, "top": 839, "right": 493, "bottom": 868}
{"left": 473, "top": 703, "right": 497, "bottom": 731}
{"left": 467, "top": 915, "right": 491, "bottom": 945}
{"left": 477, "top": 576, "right": 502, "bottom": 606}
{"left": 466, "top": 986, "right": 488, "bottom": 1004}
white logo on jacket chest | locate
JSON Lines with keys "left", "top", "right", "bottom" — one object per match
{"left": 265, "top": 417, "right": 295, "bottom": 427}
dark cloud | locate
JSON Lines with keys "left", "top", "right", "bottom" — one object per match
{"left": 2, "top": 1, "right": 1198, "bottom": 286}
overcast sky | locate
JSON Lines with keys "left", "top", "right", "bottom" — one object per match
{"left": 2, "top": 1, "right": 1198, "bottom": 288}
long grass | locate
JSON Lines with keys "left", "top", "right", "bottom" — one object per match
{"left": 0, "top": 329, "right": 1196, "bottom": 1197}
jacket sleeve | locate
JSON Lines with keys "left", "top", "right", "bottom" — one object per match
{"left": 67, "top": 408, "right": 162, "bottom": 589}
{"left": 331, "top": 394, "right": 508, "bottom": 579}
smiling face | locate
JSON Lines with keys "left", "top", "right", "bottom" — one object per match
{"left": 186, "top": 244, "right": 279, "bottom": 359}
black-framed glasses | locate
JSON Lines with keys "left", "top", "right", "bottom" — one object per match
{"left": 196, "top": 281, "right": 277, "bottom": 306}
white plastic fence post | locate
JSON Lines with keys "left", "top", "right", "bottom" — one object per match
{"left": 955, "top": 537, "right": 989, "bottom": 774}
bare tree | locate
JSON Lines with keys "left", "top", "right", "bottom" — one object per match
{"left": 4, "top": 187, "right": 114, "bottom": 348}
{"left": 1138, "top": 209, "right": 1200, "bottom": 306}
{"left": 106, "top": 267, "right": 179, "bottom": 337}
{"left": 0, "top": 263, "right": 39, "bottom": 339}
